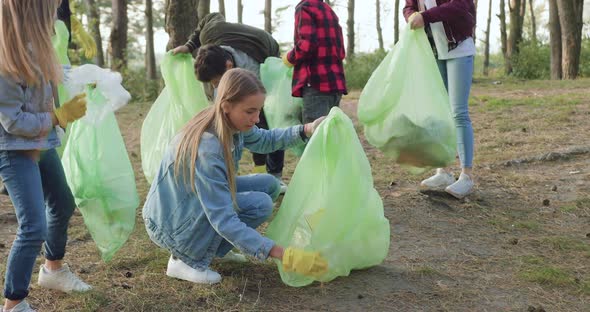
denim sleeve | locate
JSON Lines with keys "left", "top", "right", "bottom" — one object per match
{"left": 243, "top": 125, "right": 306, "bottom": 154}
{"left": 0, "top": 79, "right": 53, "bottom": 138}
{"left": 195, "top": 151, "right": 274, "bottom": 260}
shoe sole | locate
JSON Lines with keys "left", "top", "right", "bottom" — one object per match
{"left": 166, "top": 271, "right": 221, "bottom": 285}
{"left": 445, "top": 188, "right": 473, "bottom": 199}
{"left": 419, "top": 183, "right": 453, "bottom": 192}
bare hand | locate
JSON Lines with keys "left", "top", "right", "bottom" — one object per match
{"left": 171, "top": 45, "right": 190, "bottom": 55}
{"left": 304, "top": 116, "right": 326, "bottom": 138}
{"left": 410, "top": 13, "right": 425, "bottom": 29}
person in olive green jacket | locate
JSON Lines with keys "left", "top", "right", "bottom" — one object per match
{"left": 172, "top": 13, "right": 288, "bottom": 193}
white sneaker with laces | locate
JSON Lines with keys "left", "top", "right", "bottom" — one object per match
{"left": 218, "top": 250, "right": 248, "bottom": 263}
{"left": 166, "top": 256, "right": 221, "bottom": 284}
{"left": 37, "top": 264, "right": 92, "bottom": 293}
{"left": 420, "top": 168, "right": 456, "bottom": 190}
{"left": 3, "top": 300, "right": 36, "bottom": 312}
{"left": 445, "top": 173, "right": 475, "bottom": 199}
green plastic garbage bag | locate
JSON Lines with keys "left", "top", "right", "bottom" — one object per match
{"left": 141, "top": 52, "right": 209, "bottom": 183}
{"left": 266, "top": 107, "right": 390, "bottom": 287}
{"left": 52, "top": 20, "right": 71, "bottom": 156}
{"left": 357, "top": 25, "right": 456, "bottom": 170}
{"left": 260, "top": 57, "right": 305, "bottom": 156}
{"left": 61, "top": 68, "right": 138, "bottom": 262}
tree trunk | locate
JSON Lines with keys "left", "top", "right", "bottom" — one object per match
{"left": 218, "top": 0, "right": 225, "bottom": 17}
{"left": 528, "top": 0, "right": 536, "bottom": 42}
{"left": 145, "top": 0, "right": 157, "bottom": 79}
{"left": 237, "top": 0, "right": 243, "bottom": 23}
{"left": 498, "top": 0, "right": 508, "bottom": 66}
{"left": 376, "top": 0, "right": 384, "bottom": 51}
{"left": 548, "top": 0, "right": 562, "bottom": 79}
{"left": 394, "top": 0, "right": 400, "bottom": 44}
{"left": 265, "top": 0, "right": 272, "bottom": 33}
{"left": 165, "top": 0, "right": 199, "bottom": 51}
{"left": 86, "top": 0, "right": 104, "bottom": 67}
{"left": 347, "top": 0, "right": 355, "bottom": 59}
{"left": 198, "top": 0, "right": 210, "bottom": 20}
{"left": 556, "top": 0, "right": 584, "bottom": 79}
{"left": 483, "top": 0, "right": 492, "bottom": 76}
{"left": 506, "top": 0, "right": 524, "bottom": 74}
{"left": 109, "top": 0, "right": 128, "bottom": 71}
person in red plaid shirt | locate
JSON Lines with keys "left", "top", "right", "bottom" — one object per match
{"left": 282, "top": 0, "right": 347, "bottom": 123}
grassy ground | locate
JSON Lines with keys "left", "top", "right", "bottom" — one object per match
{"left": 1, "top": 78, "right": 589, "bottom": 311}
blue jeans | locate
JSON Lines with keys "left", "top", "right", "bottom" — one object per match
{"left": 301, "top": 87, "right": 342, "bottom": 123}
{"left": 214, "top": 174, "right": 280, "bottom": 259}
{"left": 1, "top": 149, "right": 76, "bottom": 300}
{"left": 437, "top": 55, "right": 475, "bottom": 168}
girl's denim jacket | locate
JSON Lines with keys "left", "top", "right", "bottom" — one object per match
{"left": 143, "top": 124, "right": 305, "bottom": 269}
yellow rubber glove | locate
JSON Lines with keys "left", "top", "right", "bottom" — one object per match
{"left": 282, "top": 247, "right": 328, "bottom": 278}
{"left": 282, "top": 53, "right": 294, "bottom": 68}
{"left": 71, "top": 15, "right": 97, "bottom": 59}
{"left": 252, "top": 165, "right": 266, "bottom": 174}
{"left": 54, "top": 93, "right": 87, "bottom": 128}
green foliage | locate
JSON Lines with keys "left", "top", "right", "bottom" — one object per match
{"left": 579, "top": 37, "right": 590, "bottom": 77}
{"left": 122, "top": 67, "right": 163, "bottom": 102}
{"left": 474, "top": 52, "right": 505, "bottom": 78}
{"left": 512, "top": 40, "right": 550, "bottom": 79}
{"left": 344, "top": 49, "right": 387, "bottom": 90}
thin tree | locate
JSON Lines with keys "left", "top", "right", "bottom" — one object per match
{"left": 218, "top": 0, "right": 225, "bottom": 17}
{"left": 376, "top": 0, "right": 384, "bottom": 51}
{"left": 394, "top": 0, "right": 400, "bottom": 43}
{"left": 164, "top": 0, "right": 199, "bottom": 50}
{"left": 86, "top": 0, "right": 104, "bottom": 67}
{"left": 347, "top": 0, "right": 355, "bottom": 59}
{"left": 237, "top": 0, "right": 243, "bottom": 23}
{"left": 145, "top": 0, "right": 156, "bottom": 79}
{"left": 109, "top": 0, "right": 128, "bottom": 71}
{"left": 528, "top": 0, "right": 537, "bottom": 42}
{"left": 498, "top": 0, "right": 508, "bottom": 63}
{"left": 548, "top": 0, "right": 562, "bottom": 79}
{"left": 473, "top": 0, "right": 478, "bottom": 42}
{"left": 265, "top": 0, "right": 272, "bottom": 33}
{"left": 483, "top": 0, "right": 492, "bottom": 76}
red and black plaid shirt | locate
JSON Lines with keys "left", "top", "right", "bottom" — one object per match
{"left": 286, "top": 0, "right": 347, "bottom": 97}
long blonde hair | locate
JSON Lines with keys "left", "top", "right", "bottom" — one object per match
{"left": 175, "top": 68, "right": 266, "bottom": 200}
{"left": 0, "top": 0, "right": 62, "bottom": 86}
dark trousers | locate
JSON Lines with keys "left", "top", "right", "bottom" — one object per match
{"left": 252, "top": 108, "right": 285, "bottom": 176}
{"left": 301, "top": 86, "right": 342, "bottom": 123}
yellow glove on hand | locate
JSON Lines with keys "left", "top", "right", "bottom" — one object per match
{"left": 55, "top": 93, "right": 87, "bottom": 128}
{"left": 282, "top": 53, "right": 294, "bottom": 68}
{"left": 71, "top": 16, "right": 97, "bottom": 59}
{"left": 282, "top": 247, "right": 328, "bottom": 278}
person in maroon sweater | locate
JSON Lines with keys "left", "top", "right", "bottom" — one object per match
{"left": 404, "top": 0, "right": 477, "bottom": 199}
{"left": 282, "top": 0, "right": 347, "bottom": 123}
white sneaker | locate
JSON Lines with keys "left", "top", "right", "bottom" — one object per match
{"left": 279, "top": 180, "right": 288, "bottom": 194}
{"left": 420, "top": 168, "right": 456, "bottom": 190}
{"left": 2, "top": 300, "right": 36, "bottom": 312}
{"left": 218, "top": 250, "right": 248, "bottom": 263}
{"left": 166, "top": 256, "right": 221, "bottom": 284}
{"left": 37, "top": 264, "right": 92, "bottom": 293}
{"left": 445, "top": 173, "right": 475, "bottom": 199}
